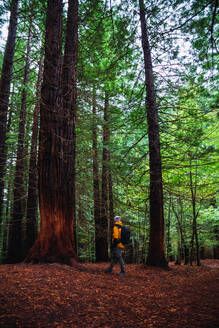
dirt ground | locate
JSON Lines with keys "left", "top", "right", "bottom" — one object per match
{"left": 0, "top": 259, "right": 219, "bottom": 328}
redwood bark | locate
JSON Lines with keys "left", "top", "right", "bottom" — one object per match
{"left": 7, "top": 24, "right": 32, "bottom": 263}
{"left": 25, "top": 0, "right": 78, "bottom": 265}
{"left": 24, "top": 58, "right": 43, "bottom": 255}
{"left": 0, "top": 0, "right": 19, "bottom": 221}
{"left": 62, "top": 0, "right": 78, "bottom": 253}
{"left": 139, "top": 0, "right": 167, "bottom": 267}
{"left": 62, "top": 0, "right": 78, "bottom": 221}
{"left": 97, "top": 92, "right": 109, "bottom": 262}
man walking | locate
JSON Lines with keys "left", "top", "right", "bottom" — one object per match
{"left": 104, "top": 216, "right": 125, "bottom": 276}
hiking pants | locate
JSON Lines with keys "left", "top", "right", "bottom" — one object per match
{"left": 110, "top": 247, "right": 125, "bottom": 273}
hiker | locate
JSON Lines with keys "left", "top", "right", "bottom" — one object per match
{"left": 104, "top": 216, "right": 126, "bottom": 276}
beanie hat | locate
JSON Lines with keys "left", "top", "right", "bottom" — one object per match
{"left": 114, "top": 216, "right": 121, "bottom": 222}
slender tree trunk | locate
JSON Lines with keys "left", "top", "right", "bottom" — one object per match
{"left": 0, "top": 92, "right": 13, "bottom": 232}
{"left": 92, "top": 87, "right": 101, "bottom": 261}
{"left": 107, "top": 125, "right": 113, "bottom": 257}
{"left": 190, "top": 223, "right": 195, "bottom": 266}
{"left": 142, "top": 203, "right": 149, "bottom": 263}
{"left": 189, "top": 165, "right": 200, "bottom": 266}
{"left": 166, "top": 197, "right": 171, "bottom": 262}
{"left": 139, "top": 0, "right": 167, "bottom": 267}
{"left": 194, "top": 211, "right": 200, "bottom": 266}
{"left": 1, "top": 157, "right": 13, "bottom": 261}
{"left": 175, "top": 231, "right": 182, "bottom": 265}
{"left": 7, "top": 24, "right": 32, "bottom": 263}
{"left": 0, "top": 0, "right": 19, "bottom": 221}
{"left": 172, "top": 201, "right": 187, "bottom": 265}
{"left": 25, "top": 0, "right": 78, "bottom": 265}
{"left": 108, "top": 151, "right": 114, "bottom": 234}
{"left": 1, "top": 88, "right": 15, "bottom": 262}
{"left": 24, "top": 58, "right": 43, "bottom": 256}
{"left": 97, "top": 92, "right": 109, "bottom": 261}
{"left": 184, "top": 245, "right": 189, "bottom": 265}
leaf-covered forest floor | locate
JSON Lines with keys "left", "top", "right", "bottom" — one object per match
{"left": 0, "top": 260, "right": 219, "bottom": 328}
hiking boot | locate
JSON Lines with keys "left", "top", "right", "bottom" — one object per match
{"left": 104, "top": 268, "right": 112, "bottom": 274}
{"left": 117, "top": 272, "right": 125, "bottom": 277}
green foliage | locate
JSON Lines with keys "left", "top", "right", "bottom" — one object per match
{"left": 198, "top": 206, "right": 219, "bottom": 248}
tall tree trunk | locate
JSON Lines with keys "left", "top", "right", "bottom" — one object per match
{"left": 1, "top": 156, "right": 14, "bottom": 262}
{"left": 139, "top": 0, "right": 167, "bottom": 267}
{"left": 1, "top": 114, "right": 14, "bottom": 262}
{"left": 189, "top": 164, "right": 200, "bottom": 266}
{"left": 24, "top": 58, "right": 43, "bottom": 256}
{"left": 0, "top": 92, "right": 13, "bottom": 231}
{"left": 108, "top": 151, "right": 114, "bottom": 234}
{"left": 92, "top": 87, "right": 101, "bottom": 261}
{"left": 0, "top": 0, "right": 19, "bottom": 221}
{"left": 166, "top": 197, "right": 172, "bottom": 262}
{"left": 62, "top": 0, "right": 78, "bottom": 251}
{"left": 175, "top": 230, "right": 182, "bottom": 265}
{"left": 97, "top": 92, "right": 109, "bottom": 261}
{"left": 25, "top": 0, "right": 78, "bottom": 265}
{"left": 190, "top": 223, "right": 195, "bottom": 266}
{"left": 63, "top": 0, "right": 78, "bottom": 256}
{"left": 7, "top": 24, "right": 32, "bottom": 263}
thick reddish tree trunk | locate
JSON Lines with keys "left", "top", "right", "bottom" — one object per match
{"left": 0, "top": 0, "right": 19, "bottom": 222}
{"left": 7, "top": 24, "right": 32, "bottom": 263}
{"left": 24, "top": 58, "right": 43, "bottom": 255}
{"left": 139, "top": 0, "right": 167, "bottom": 267}
{"left": 25, "top": 0, "right": 78, "bottom": 265}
